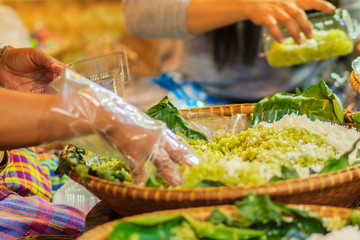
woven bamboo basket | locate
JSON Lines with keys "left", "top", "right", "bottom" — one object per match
{"left": 349, "top": 70, "right": 360, "bottom": 94}
{"left": 77, "top": 204, "right": 358, "bottom": 240}
{"left": 60, "top": 103, "right": 360, "bottom": 217}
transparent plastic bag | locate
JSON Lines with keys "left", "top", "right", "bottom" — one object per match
{"left": 46, "top": 69, "right": 198, "bottom": 186}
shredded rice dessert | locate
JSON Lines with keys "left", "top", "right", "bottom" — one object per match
{"left": 180, "top": 114, "right": 360, "bottom": 188}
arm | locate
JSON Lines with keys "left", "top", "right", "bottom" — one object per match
{"left": 0, "top": 89, "right": 93, "bottom": 149}
{"left": 187, "top": 0, "right": 335, "bottom": 44}
{"left": 0, "top": 47, "right": 198, "bottom": 186}
{"left": 0, "top": 85, "right": 197, "bottom": 186}
{"left": 122, "top": 0, "right": 192, "bottom": 38}
{"left": 122, "top": 0, "right": 335, "bottom": 44}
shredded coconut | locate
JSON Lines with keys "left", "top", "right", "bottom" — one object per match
{"left": 307, "top": 225, "right": 360, "bottom": 240}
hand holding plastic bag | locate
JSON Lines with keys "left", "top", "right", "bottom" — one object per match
{"left": 47, "top": 69, "right": 198, "bottom": 186}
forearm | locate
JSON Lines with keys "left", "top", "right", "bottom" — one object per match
{"left": 0, "top": 89, "right": 94, "bottom": 149}
{"left": 122, "top": 0, "right": 192, "bottom": 38}
{"left": 186, "top": 0, "right": 247, "bottom": 35}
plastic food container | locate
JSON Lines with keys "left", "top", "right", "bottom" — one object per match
{"left": 263, "top": 9, "right": 357, "bottom": 67}
{"left": 67, "top": 51, "right": 130, "bottom": 96}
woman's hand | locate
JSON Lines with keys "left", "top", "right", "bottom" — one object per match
{"left": 187, "top": 0, "right": 335, "bottom": 44}
{"left": 0, "top": 48, "right": 64, "bottom": 93}
{"left": 239, "top": 0, "right": 336, "bottom": 44}
{"left": 105, "top": 121, "right": 198, "bottom": 186}
{"left": 44, "top": 69, "right": 199, "bottom": 187}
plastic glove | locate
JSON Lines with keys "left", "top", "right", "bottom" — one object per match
{"left": 0, "top": 48, "right": 64, "bottom": 93}
{"left": 239, "top": 0, "right": 335, "bottom": 44}
{"left": 46, "top": 69, "right": 198, "bottom": 186}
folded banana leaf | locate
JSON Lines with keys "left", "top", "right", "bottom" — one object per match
{"left": 251, "top": 80, "right": 344, "bottom": 126}
{"left": 146, "top": 96, "right": 208, "bottom": 141}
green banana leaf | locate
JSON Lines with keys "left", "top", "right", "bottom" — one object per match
{"left": 235, "top": 193, "right": 326, "bottom": 238}
{"left": 251, "top": 80, "right": 344, "bottom": 126}
{"left": 109, "top": 214, "right": 185, "bottom": 240}
{"left": 109, "top": 193, "right": 329, "bottom": 240}
{"left": 146, "top": 96, "right": 208, "bottom": 141}
{"left": 270, "top": 165, "right": 300, "bottom": 182}
{"left": 319, "top": 138, "right": 360, "bottom": 174}
{"left": 346, "top": 112, "right": 360, "bottom": 130}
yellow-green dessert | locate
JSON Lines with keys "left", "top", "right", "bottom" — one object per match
{"left": 266, "top": 29, "right": 354, "bottom": 67}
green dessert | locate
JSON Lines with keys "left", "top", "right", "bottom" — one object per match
{"left": 266, "top": 29, "right": 354, "bottom": 67}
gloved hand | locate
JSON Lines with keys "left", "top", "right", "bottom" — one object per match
{"left": 0, "top": 48, "right": 64, "bottom": 93}
{"left": 239, "top": 0, "right": 335, "bottom": 44}
{"left": 47, "top": 69, "right": 198, "bottom": 186}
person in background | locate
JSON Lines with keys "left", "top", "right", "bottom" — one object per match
{"left": 121, "top": 0, "right": 353, "bottom": 103}
{"left": 0, "top": 46, "right": 196, "bottom": 238}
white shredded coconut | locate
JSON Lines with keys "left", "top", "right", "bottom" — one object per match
{"left": 307, "top": 225, "right": 360, "bottom": 240}
{"left": 264, "top": 114, "right": 360, "bottom": 159}
{"left": 185, "top": 114, "right": 360, "bottom": 187}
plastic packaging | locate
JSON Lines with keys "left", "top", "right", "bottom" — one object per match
{"left": 67, "top": 51, "right": 130, "bottom": 97}
{"left": 263, "top": 9, "right": 357, "bottom": 67}
{"left": 52, "top": 179, "right": 100, "bottom": 214}
{"left": 352, "top": 57, "right": 360, "bottom": 77}
{"left": 46, "top": 69, "right": 198, "bottom": 186}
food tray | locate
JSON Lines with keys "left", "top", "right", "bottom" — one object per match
{"left": 59, "top": 104, "right": 360, "bottom": 217}
{"left": 77, "top": 203, "right": 358, "bottom": 240}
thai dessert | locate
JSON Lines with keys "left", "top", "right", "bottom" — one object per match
{"left": 57, "top": 80, "right": 360, "bottom": 188}
{"left": 266, "top": 29, "right": 354, "bottom": 67}
{"left": 107, "top": 193, "right": 360, "bottom": 240}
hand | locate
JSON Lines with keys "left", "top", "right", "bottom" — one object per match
{"left": 0, "top": 48, "right": 64, "bottom": 93}
{"left": 106, "top": 122, "right": 198, "bottom": 186}
{"left": 49, "top": 69, "right": 199, "bottom": 187}
{"left": 240, "top": 0, "right": 336, "bottom": 44}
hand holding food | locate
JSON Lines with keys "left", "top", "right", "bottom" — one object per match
{"left": 237, "top": 0, "right": 335, "bottom": 44}
{"left": 49, "top": 69, "right": 198, "bottom": 186}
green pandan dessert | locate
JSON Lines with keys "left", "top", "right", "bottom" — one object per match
{"left": 267, "top": 29, "right": 354, "bottom": 67}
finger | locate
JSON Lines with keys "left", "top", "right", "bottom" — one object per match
{"left": 263, "top": 14, "right": 284, "bottom": 43}
{"left": 153, "top": 149, "right": 183, "bottom": 186}
{"left": 296, "top": 0, "right": 336, "bottom": 13}
{"left": 127, "top": 154, "right": 147, "bottom": 186}
{"left": 277, "top": 3, "right": 313, "bottom": 39}
{"left": 164, "top": 129, "right": 199, "bottom": 167}
{"left": 274, "top": 7, "right": 302, "bottom": 44}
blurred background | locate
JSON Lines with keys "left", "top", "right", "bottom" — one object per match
{"left": 1, "top": 0, "right": 162, "bottom": 78}
{"left": 1, "top": 0, "right": 360, "bottom": 111}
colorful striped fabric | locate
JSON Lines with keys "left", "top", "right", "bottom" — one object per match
{"left": 0, "top": 147, "right": 69, "bottom": 201}
{"left": 0, "top": 147, "right": 85, "bottom": 239}
{"left": 0, "top": 190, "right": 85, "bottom": 239}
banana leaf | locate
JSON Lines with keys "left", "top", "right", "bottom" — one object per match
{"left": 346, "top": 112, "right": 360, "bottom": 130}
{"left": 270, "top": 165, "right": 300, "bottom": 182}
{"left": 109, "top": 193, "right": 329, "bottom": 240}
{"left": 319, "top": 138, "right": 360, "bottom": 174}
{"left": 250, "top": 80, "right": 344, "bottom": 126}
{"left": 146, "top": 96, "right": 208, "bottom": 141}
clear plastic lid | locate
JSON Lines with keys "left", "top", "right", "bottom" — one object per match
{"left": 263, "top": 9, "right": 358, "bottom": 67}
